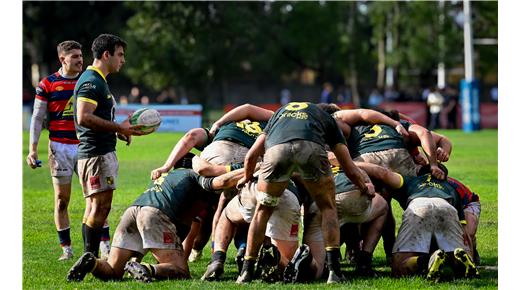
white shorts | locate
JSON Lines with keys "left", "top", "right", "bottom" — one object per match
{"left": 356, "top": 148, "right": 416, "bottom": 177}
{"left": 224, "top": 181, "right": 301, "bottom": 241}
{"left": 392, "top": 197, "right": 466, "bottom": 254}
{"left": 48, "top": 141, "right": 78, "bottom": 183}
{"left": 200, "top": 140, "right": 249, "bottom": 165}
{"left": 112, "top": 206, "right": 183, "bottom": 255}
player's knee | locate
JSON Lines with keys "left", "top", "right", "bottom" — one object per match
{"left": 52, "top": 175, "right": 72, "bottom": 185}
{"left": 56, "top": 198, "right": 69, "bottom": 212}
{"left": 257, "top": 191, "right": 280, "bottom": 207}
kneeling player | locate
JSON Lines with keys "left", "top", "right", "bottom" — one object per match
{"left": 66, "top": 167, "right": 243, "bottom": 283}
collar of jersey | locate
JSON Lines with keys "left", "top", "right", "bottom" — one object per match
{"left": 87, "top": 65, "right": 107, "bottom": 82}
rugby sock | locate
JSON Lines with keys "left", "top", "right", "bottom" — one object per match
{"left": 416, "top": 254, "right": 429, "bottom": 274}
{"left": 84, "top": 224, "right": 102, "bottom": 257}
{"left": 141, "top": 262, "right": 156, "bottom": 277}
{"left": 57, "top": 227, "right": 71, "bottom": 247}
{"left": 100, "top": 226, "right": 110, "bottom": 242}
{"left": 82, "top": 223, "right": 87, "bottom": 247}
{"left": 211, "top": 250, "right": 226, "bottom": 263}
{"left": 325, "top": 247, "right": 342, "bottom": 274}
{"left": 242, "top": 256, "right": 256, "bottom": 274}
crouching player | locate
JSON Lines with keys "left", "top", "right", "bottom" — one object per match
{"left": 66, "top": 166, "right": 243, "bottom": 283}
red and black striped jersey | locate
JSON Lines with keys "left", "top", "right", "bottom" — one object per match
{"left": 447, "top": 177, "right": 480, "bottom": 207}
{"left": 35, "top": 72, "right": 80, "bottom": 144}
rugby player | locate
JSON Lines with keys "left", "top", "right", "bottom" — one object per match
{"left": 356, "top": 162, "right": 479, "bottom": 281}
{"left": 66, "top": 166, "right": 243, "bottom": 282}
{"left": 26, "top": 40, "right": 85, "bottom": 260}
{"left": 73, "top": 34, "right": 144, "bottom": 258}
{"left": 235, "top": 102, "right": 375, "bottom": 284}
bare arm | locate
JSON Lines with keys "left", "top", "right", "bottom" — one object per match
{"left": 335, "top": 109, "right": 408, "bottom": 137}
{"left": 210, "top": 168, "right": 247, "bottom": 190}
{"left": 354, "top": 161, "right": 403, "bottom": 189}
{"left": 192, "top": 155, "right": 229, "bottom": 177}
{"left": 76, "top": 101, "right": 143, "bottom": 136}
{"left": 408, "top": 124, "right": 444, "bottom": 179}
{"left": 236, "top": 133, "right": 266, "bottom": 188}
{"left": 210, "top": 104, "right": 274, "bottom": 136}
{"left": 331, "top": 143, "right": 374, "bottom": 197}
{"left": 150, "top": 128, "right": 209, "bottom": 180}
{"left": 432, "top": 131, "right": 452, "bottom": 162}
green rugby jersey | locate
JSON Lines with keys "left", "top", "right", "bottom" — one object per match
{"left": 132, "top": 169, "right": 219, "bottom": 232}
{"left": 213, "top": 120, "right": 267, "bottom": 148}
{"left": 264, "top": 102, "right": 346, "bottom": 148}
{"left": 332, "top": 168, "right": 358, "bottom": 194}
{"left": 348, "top": 121, "right": 411, "bottom": 158}
{"left": 395, "top": 174, "right": 464, "bottom": 220}
{"left": 73, "top": 66, "right": 117, "bottom": 158}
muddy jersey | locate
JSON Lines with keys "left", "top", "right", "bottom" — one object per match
{"left": 73, "top": 66, "right": 117, "bottom": 159}
{"left": 447, "top": 177, "right": 480, "bottom": 207}
{"left": 264, "top": 102, "right": 346, "bottom": 148}
{"left": 132, "top": 169, "right": 219, "bottom": 230}
{"left": 213, "top": 120, "right": 268, "bottom": 148}
{"left": 348, "top": 121, "right": 411, "bottom": 159}
{"left": 395, "top": 174, "right": 464, "bottom": 220}
{"left": 35, "top": 71, "right": 80, "bottom": 144}
{"left": 331, "top": 167, "right": 358, "bottom": 194}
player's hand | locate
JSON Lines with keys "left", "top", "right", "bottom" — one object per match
{"left": 413, "top": 153, "right": 428, "bottom": 166}
{"left": 26, "top": 151, "right": 39, "bottom": 169}
{"left": 361, "top": 182, "right": 376, "bottom": 199}
{"left": 236, "top": 175, "right": 250, "bottom": 190}
{"left": 209, "top": 123, "right": 220, "bottom": 139}
{"left": 118, "top": 119, "right": 146, "bottom": 136}
{"left": 430, "top": 164, "right": 445, "bottom": 180}
{"left": 151, "top": 166, "right": 168, "bottom": 180}
{"left": 436, "top": 147, "right": 450, "bottom": 162}
{"left": 395, "top": 124, "right": 409, "bottom": 138}
{"left": 116, "top": 132, "right": 132, "bottom": 145}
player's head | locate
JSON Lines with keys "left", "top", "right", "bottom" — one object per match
{"left": 418, "top": 163, "right": 448, "bottom": 179}
{"left": 317, "top": 103, "right": 341, "bottom": 115}
{"left": 374, "top": 108, "right": 401, "bottom": 121}
{"left": 57, "top": 40, "right": 83, "bottom": 74}
{"left": 91, "top": 34, "right": 127, "bottom": 73}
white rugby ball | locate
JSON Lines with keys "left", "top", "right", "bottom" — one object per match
{"left": 129, "top": 108, "right": 161, "bottom": 134}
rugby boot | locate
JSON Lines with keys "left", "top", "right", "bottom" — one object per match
{"left": 326, "top": 248, "right": 346, "bottom": 284}
{"left": 326, "top": 270, "right": 346, "bottom": 284}
{"left": 283, "top": 244, "right": 312, "bottom": 283}
{"left": 427, "top": 249, "right": 447, "bottom": 282}
{"left": 354, "top": 250, "right": 376, "bottom": 277}
{"left": 235, "top": 246, "right": 246, "bottom": 273}
{"left": 125, "top": 261, "right": 152, "bottom": 282}
{"left": 236, "top": 258, "right": 255, "bottom": 284}
{"left": 453, "top": 248, "right": 479, "bottom": 278}
{"left": 201, "top": 251, "right": 226, "bottom": 282}
{"left": 255, "top": 244, "right": 282, "bottom": 282}
{"left": 67, "top": 252, "right": 97, "bottom": 282}
{"left": 59, "top": 246, "right": 73, "bottom": 261}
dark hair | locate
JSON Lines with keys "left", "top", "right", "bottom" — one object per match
{"left": 91, "top": 34, "right": 127, "bottom": 59}
{"left": 418, "top": 163, "right": 448, "bottom": 179}
{"left": 174, "top": 152, "right": 195, "bottom": 169}
{"left": 57, "top": 40, "right": 82, "bottom": 55}
{"left": 374, "top": 108, "right": 400, "bottom": 121}
{"left": 317, "top": 103, "right": 341, "bottom": 115}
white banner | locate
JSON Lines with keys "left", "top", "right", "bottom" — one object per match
{"left": 115, "top": 104, "right": 202, "bottom": 132}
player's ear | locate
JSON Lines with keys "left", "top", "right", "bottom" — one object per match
{"left": 102, "top": 50, "right": 110, "bottom": 60}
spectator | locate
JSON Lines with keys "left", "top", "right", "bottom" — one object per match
{"left": 320, "top": 82, "right": 334, "bottom": 103}
{"left": 128, "top": 86, "right": 140, "bottom": 103}
{"left": 140, "top": 95, "right": 150, "bottom": 105}
{"left": 490, "top": 86, "right": 498, "bottom": 102}
{"left": 118, "top": 95, "right": 128, "bottom": 105}
{"left": 368, "top": 89, "right": 384, "bottom": 108}
{"left": 427, "top": 87, "right": 444, "bottom": 130}
{"left": 443, "top": 87, "right": 458, "bottom": 129}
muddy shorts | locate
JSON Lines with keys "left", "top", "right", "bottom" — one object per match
{"left": 77, "top": 151, "right": 118, "bottom": 197}
{"left": 392, "top": 197, "right": 466, "bottom": 254}
{"left": 355, "top": 148, "right": 416, "bottom": 177}
{"left": 200, "top": 140, "right": 249, "bottom": 165}
{"left": 48, "top": 141, "right": 78, "bottom": 184}
{"left": 224, "top": 181, "right": 301, "bottom": 241}
{"left": 112, "top": 206, "right": 183, "bottom": 255}
{"left": 260, "top": 140, "right": 332, "bottom": 183}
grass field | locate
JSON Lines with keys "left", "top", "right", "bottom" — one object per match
{"left": 22, "top": 129, "right": 498, "bottom": 289}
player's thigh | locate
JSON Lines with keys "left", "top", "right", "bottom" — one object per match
{"left": 137, "top": 206, "right": 184, "bottom": 253}
{"left": 151, "top": 248, "right": 188, "bottom": 273}
{"left": 301, "top": 175, "right": 336, "bottom": 209}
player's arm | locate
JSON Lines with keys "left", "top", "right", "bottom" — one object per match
{"left": 432, "top": 131, "right": 452, "bottom": 162}
{"left": 331, "top": 143, "right": 375, "bottom": 198}
{"left": 150, "top": 128, "right": 209, "bottom": 180}
{"left": 335, "top": 109, "right": 408, "bottom": 137}
{"left": 236, "top": 133, "right": 266, "bottom": 189}
{"left": 26, "top": 98, "right": 47, "bottom": 169}
{"left": 209, "top": 104, "right": 274, "bottom": 136}
{"left": 354, "top": 161, "right": 404, "bottom": 189}
{"left": 199, "top": 168, "right": 246, "bottom": 191}
{"left": 407, "top": 124, "right": 444, "bottom": 179}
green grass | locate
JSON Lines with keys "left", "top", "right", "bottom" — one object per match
{"left": 22, "top": 129, "right": 498, "bottom": 289}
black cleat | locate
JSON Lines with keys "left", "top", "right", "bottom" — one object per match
{"left": 255, "top": 244, "right": 282, "bottom": 283}
{"left": 326, "top": 270, "right": 346, "bottom": 284}
{"left": 354, "top": 251, "right": 376, "bottom": 277}
{"left": 283, "top": 244, "right": 312, "bottom": 283}
{"left": 125, "top": 261, "right": 152, "bottom": 283}
{"left": 235, "top": 246, "right": 246, "bottom": 273}
{"left": 453, "top": 248, "right": 479, "bottom": 278}
{"left": 201, "top": 260, "right": 224, "bottom": 281}
{"left": 67, "top": 252, "right": 97, "bottom": 282}
{"left": 236, "top": 268, "right": 254, "bottom": 284}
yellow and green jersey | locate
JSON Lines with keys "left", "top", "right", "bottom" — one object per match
{"left": 348, "top": 121, "right": 411, "bottom": 158}
{"left": 213, "top": 120, "right": 268, "bottom": 148}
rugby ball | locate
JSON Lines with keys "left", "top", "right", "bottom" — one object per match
{"left": 129, "top": 108, "right": 161, "bottom": 134}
